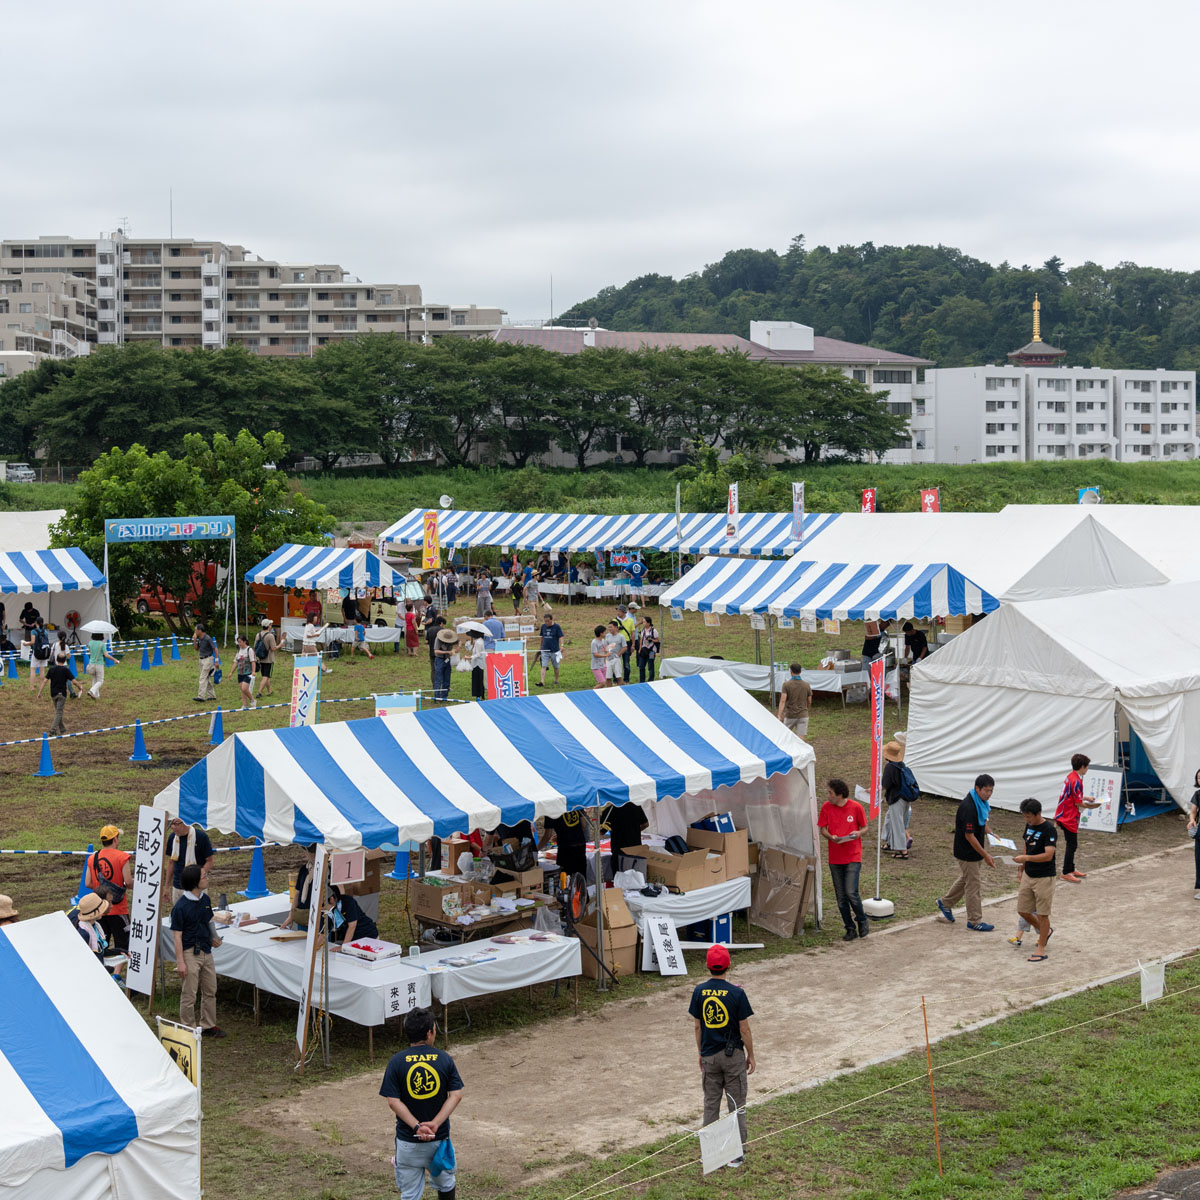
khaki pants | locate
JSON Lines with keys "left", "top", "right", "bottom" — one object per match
{"left": 941, "top": 858, "right": 983, "bottom": 923}
{"left": 701, "top": 1046, "right": 748, "bottom": 1149}
{"left": 197, "top": 655, "right": 216, "bottom": 700}
{"left": 783, "top": 716, "right": 809, "bottom": 737}
{"left": 49, "top": 693, "right": 67, "bottom": 735}
{"left": 179, "top": 948, "right": 217, "bottom": 1030}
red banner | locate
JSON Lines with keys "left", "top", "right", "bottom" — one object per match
{"left": 861, "top": 487, "right": 877, "bottom": 513}
{"left": 868, "top": 656, "right": 885, "bottom": 820}
{"left": 485, "top": 651, "right": 526, "bottom": 700}
{"left": 920, "top": 487, "right": 940, "bottom": 513}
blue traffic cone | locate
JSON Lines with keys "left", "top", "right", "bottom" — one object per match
{"left": 209, "top": 706, "right": 225, "bottom": 745}
{"left": 385, "top": 840, "right": 420, "bottom": 881}
{"left": 33, "top": 733, "right": 61, "bottom": 777}
{"left": 129, "top": 718, "right": 152, "bottom": 762}
{"left": 74, "top": 843, "right": 94, "bottom": 904}
{"left": 152, "top": 639, "right": 163, "bottom": 667}
{"left": 239, "top": 840, "right": 270, "bottom": 899}
{"left": 170, "top": 635, "right": 180, "bottom": 661}
{"left": 6, "top": 654, "right": 17, "bottom": 679}
{"left": 140, "top": 646, "right": 150, "bottom": 671}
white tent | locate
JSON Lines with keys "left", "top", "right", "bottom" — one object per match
{"left": 0, "top": 548, "right": 110, "bottom": 635}
{"left": 0, "top": 510, "right": 65, "bottom": 553}
{"left": 905, "top": 581, "right": 1200, "bottom": 812}
{"left": 0, "top": 912, "right": 201, "bottom": 1200}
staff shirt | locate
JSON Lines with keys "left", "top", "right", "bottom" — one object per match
{"left": 380, "top": 1047, "right": 464, "bottom": 1142}
{"left": 165, "top": 827, "right": 214, "bottom": 889}
{"left": 818, "top": 799, "right": 867, "bottom": 864}
{"left": 688, "top": 976, "right": 753, "bottom": 1057}
{"left": 88, "top": 846, "right": 132, "bottom": 916}
{"left": 170, "top": 890, "right": 216, "bottom": 955}
{"left": 1022, "top": 819, "right": 1058, "bottom": 878}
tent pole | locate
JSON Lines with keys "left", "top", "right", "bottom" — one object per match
{"left": 592, "top": 806, "right": 608, "bottom": 993}
{"left": 103, "top": 541, "right": 112, "bottom": 629}
{"left": 768, "top": 615, "right": 777, "bottom": 709}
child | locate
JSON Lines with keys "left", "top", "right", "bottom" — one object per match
{"left": 1008, "top": 912, "right": 1035, "bottom": 947}
{"left": 589, "top": 624, "right": 609, "bottom": 689}
{"left": 351, "top": 619, "right": 374, "bottom": 660}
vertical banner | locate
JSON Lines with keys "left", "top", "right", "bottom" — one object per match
{"left": 486, "top": 650, "right": 526, "bottom": 699}
{"left": 126, "top": 805, "right": 167, "bottom": 997}
{"left": 920, "top": 488, "right": 940, "bottom": 513}
{"left": 868, "top": 656, "right": 885, "bottom": 820}
{"left": 791, "top": 481, "right": 806, "bottom": 544}
{"left": 861, "top": 487, "right": 877, "bottom": 513}
{"left": 725, "top": 483, "right": 740, "bottom": 540}
{"left": 290, "top": 654, "right": 322, "bottom": 727}
{"left": 422, "top": 509, "right": 441, "bottom": 570}
{"left": 296, "top": 844, "right": 327, "bottom": 1059}
{"left": 675, "top": 482, "right": 683, "bottom": 545}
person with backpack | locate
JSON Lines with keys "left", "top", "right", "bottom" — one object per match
{"left": 85, "top": 824, "right": 133, "bottom": 950}
{"left": 881, "top": 741, "right": 919, "bottom": 859}
{"left": 30, "top": 618, "right": 52, "bottom": 698}
{"left": 254, "top": 618, "right": 277, "bottom": 698}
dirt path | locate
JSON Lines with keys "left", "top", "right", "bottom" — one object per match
{"left": 252, "top": 846, "right": 1198, "bottom": 1192}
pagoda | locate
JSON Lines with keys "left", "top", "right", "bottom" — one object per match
{"left": 1007, "top": 293, "right": 1067, "bottom": 367}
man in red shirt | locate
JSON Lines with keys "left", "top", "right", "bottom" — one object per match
{"left": 817, "top": 778, "right": 869, "bottom": 942}
{"left": 1054, "top": 753, "right": 1100, "bottom": 882}
{"left": 85, "top": 823, "right": 133, "bottom": 950}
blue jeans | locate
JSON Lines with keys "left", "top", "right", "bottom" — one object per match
{"left": 829, "top": 861, "right": 866, "bottom": 934}
{"left": 433, "top": 656, "right": 451, "bottom": 701}
{"left": 393, "top": 1137, "right": 455, "bottom": 1200}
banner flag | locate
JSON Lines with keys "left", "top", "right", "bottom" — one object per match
{"left": 725, "top": 483, "right": 740, "bottom": 540}
{"left": 920, "top": 487, "right": 940, "bottom": 513}
{"left": 486, "top": 651, "right": 526, "bottom": 699}
{"left": 869, "top": 656, "right": 885, "bottom": 820}
{"left": 421, "top": 510, "right": 441, "bottom": 570}
{"left": 792, "top": 481, "right": 805, "bottom": 544}
{"left": 290, "top": 655, "right": 322, "bottom": 727}
{"left": 861, "top": 487, "right": 876, "bottom": 513}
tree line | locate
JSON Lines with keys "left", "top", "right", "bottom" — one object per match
{"left": 557, "top": 237, "right": 1200, "bottom": 371}
{"left": 0, "top": 334, "right": 905, "bottom": 471}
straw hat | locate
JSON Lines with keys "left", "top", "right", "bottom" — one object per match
{"left": 0, "top": 894, "right": 17, "bottom": 920}
{"left": 436, "top": 628, "right": 460, "bottom": 646}
{"left": 76, "top": 892, "right": 110, "bottom": 921}
{"left": 882, "top": 740, "right": 904, "bottom": 762}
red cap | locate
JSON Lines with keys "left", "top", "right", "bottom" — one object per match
{"left": 706, "top": 945, "right": 731, "bottom": 971}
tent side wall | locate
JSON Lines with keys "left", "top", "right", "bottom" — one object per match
{"left": 1116, "top": 690, "right": 1200, "bottom": 809}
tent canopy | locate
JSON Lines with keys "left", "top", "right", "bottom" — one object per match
{"left": 246, "top": 544, "right": 406, "bottom": 592}
{"left": 905, "top": 581, "right": 1200, "bottom": 811}
{"left": 658, "top": 554, "right": 999, "bottom": 619}
{"left": 378, "top": 507, "right": 840, "bottom": 558}
{"left": 154, "top": 674, "right": 814, "bottom": 851}
{"left": 0, "top": 912, "right": 200, "bottom": 1199}
{"left": 0, "top": 548, "right": 105, "bottom": 594}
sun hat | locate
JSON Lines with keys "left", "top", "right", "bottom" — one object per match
{"left": 436, "top": 628, "right": 460, "bottom": 645}
{"left": 882, "top": 740, "right": 904, "bottom": 762}
{"left": 0, "top": 895, "right": 17, "bottom": 920}
{"left": 706, "top": 944, "right": 731, "bottom": 971}
{"left": 76, "top": 892, "right": 110, "bottom": 920}
{"left": 100, "top": 824, "right": 123, "bottom": 842}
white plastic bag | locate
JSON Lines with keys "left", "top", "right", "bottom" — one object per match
{"left": 613, "top": 869, "right": 646, "bottom": 891}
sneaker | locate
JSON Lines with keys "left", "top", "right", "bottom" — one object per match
{"left": 841, "top": 931, "right": 858, "bottom": 942}
{"left": 725, "top": 1157, "right": 745, "bottom": 1170}
{"left": 1194, "top": 892, "right": 1200, "bottom": 900}
{"left": 202, "top": 1026, "right": 227, "bottom": 1039}
{"left": 966, "top": 921, "right": 995, "bottom": 932}
{"left": 936, "top": 898, "right": 955, "bottom": 923}
{"left": 1007, "top": 935, "right": 1023, "bottom": 946}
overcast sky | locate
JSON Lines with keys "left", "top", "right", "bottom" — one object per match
{"left": 8, "top": 2, "right": 1200, "bottom": 322}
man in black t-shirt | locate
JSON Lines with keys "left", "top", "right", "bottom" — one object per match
{"left": 166, "top": 818, "right": 215, "bottom": 901}
{"left": 170, "top": 864, "right": 225, "bottom": 1038}
{"left": 603, "top": 802, "right": 648, "bottom": 875}
{"left": 543, "top": 809, "right": 587, "bottom": 878}
{"left": 46, "top": 655, "right": 74, "bottom": 735}
{"left": 380, "top": 1007, "right": 463, "bottom": 1200}
{"left": 688, "top": 945, "right": 755, "bottom": 1167}
{"left": 1014, "top": 797, "right": 1058, "bottom": 963}
{"left": 936, "top": 774, "right": 997, "bottom": 931}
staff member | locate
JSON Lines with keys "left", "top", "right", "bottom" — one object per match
{"left": 688, "top": 945, "right": 754, "bottom": 1170}
{"left": 542, "top": 810, "right": 587, "bottom": 879}
{"left": 603, "top": 801, "right": 648, "bottom": 874}
{"left": 85, "top": 824, "right": 134, "bottom": 950}
{"left": 166, "top": 817, "right": 214, "bottom": 902}
{"left": 323, "top": 884, "right": 378, "bottom": 946}
{"left": 817, "top": 778, "right": 869, "bottom": 941}
{"left": 282, "top": 844, "right": 318, "bottom": 930}
{"left": 380, "top": 1007, "right": 463, "bottom": 1200}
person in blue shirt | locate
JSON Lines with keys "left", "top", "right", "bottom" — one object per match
{"left": 536, "top": 612, "right": 565, "bottom": 687}
{"left": 482, "top": 609, "right": 505, "bottom": 652}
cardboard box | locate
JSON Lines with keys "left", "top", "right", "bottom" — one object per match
{"left": 747, "top": 843, "right": 760, "bottom": 875}
{"left": 577, "top": 918, "right": 639, "bottom": 980}
{"left": 409, "top": 877, "right": 470, "bottom": 921}
{"left": 491, "top": 865, "right": 544, "bottom": 891}
{"left": 622, "top": 845, "right": 725, "bottom": 892}
{"left": 591, "top": 887, "right": 634, "bottom": 929}
{"left": 686, "top": 826, "right": 750, "bottom": 881}
{"left": 441, "top": 837, "right": 473, "bottom": 871}
{"left": 943, "top": 614, "right": 972, "bottom": 635}
{"left": 749, "top": 849, "right": 816, "bottom": 938}
{"left": 693, "top": 812, "right": 737, "bottom": 834}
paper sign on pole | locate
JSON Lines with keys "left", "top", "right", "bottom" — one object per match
{"left": 791, "top": 481, "right": 805, "bottom": 544}
{"left": 799, "top": 616, "right": 817, "bottom": 632}
{"left": 421, "top": 510, "right": 441, "bottom": 570}
{"left": 1079, "top": 765, "right": 1122, "bottom": 833}
{"left": 822, "top": 618, "right": 841, "bottom": 635}
{"left": 725, "top": 483, "right": 740, "bottom": 540}
{"left": 675, "top": 482, "right": 683, "bottom": 545}
{"left": 375, "top": 692, "right": 419, "bottom": 718}
{"left": 290, "top": 654, "right": 322, "bottom": 727}
{"left": 749, "top": 613, "right": 766, "bottom": 631}
{"left": 670, "top": 607, "right": 684, "bottom": 622}
{"left": 157, "top": 1017, "right": 201, "bottom": 1087}
{"left": 297, "top": 845, "right": 327, "bottom": 1058}
{"left": 1140, "top": 960, "right": 1165, "bottom": 1007}
{"left": 641, "top": 915, "right": 687, "bottom": 975}
{"left": 126, "top": 805, "right": 167, "bottom": 996}
{"left": 920, "top": 487, "right": 940, "bottom": 513}
{"left": 778, "top": 616, "right": 795, "bottom": 630}
{"left": 703, "top": 612, "right": 721, "bottom": 628}
{"left": 329, "top": 849, "right": 365, "bottom": 887}
{"left": 486, "top": 651, "right": 526, "bottom": 699}
{"left": 861, "top": 487, "right": 876, "bottom": 513}
{"left": 868, "top": 657, "right": 885, "bottom": 820}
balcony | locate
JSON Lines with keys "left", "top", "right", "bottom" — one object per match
{"left": 228, "top": 274, "right": 259, "bottom": 288}
{"left": 128, "top": 252, "right": 162, "bottom": 266}
{"left": 284, "top": 299, "right": 308, "bottom": 310}
{"left": 128, "top": 323, "right": 163, "bottom": 334}
{"left": 202, "top": 284, "right": 221, "bottom": 300}
{"left": 231, "top": 319, "right": 260, "bottom": 332}
{"left": 334, "top": 299, "right": 357, "bottom": 309}
{"left": 96, "top": 284, "right": 115, "bottom": 300}
{"left": 233, "top": 299, "right": 260, "bottom": 310}
{"left": 333, "top": 321, "right": 357, "bottom": 331}
{"left": 130, "top": 301, "right": 162, "bottom": 311}
{"left": 127, "top": 275, "right": 162, "bottom": 289}
{"left": 283, "top": 321, "right": 309, "bottom": 331}
{"left": 202, "top": 328, "right": 222, "bottom": 345}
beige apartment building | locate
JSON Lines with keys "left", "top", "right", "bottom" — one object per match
{"left": 0, "top": 233, "right": 502, "bottom": 367}
{"left": 0, "top": 270, "right": 96, "bottom": 373}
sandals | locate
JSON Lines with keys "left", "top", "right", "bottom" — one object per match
{"left": 1027, "top": 954, "right": 1049, "bottom": 962}
{"left": 890, "top": 852, "right": 910, "bottom": 860}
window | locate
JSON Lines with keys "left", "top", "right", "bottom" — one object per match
{"left": 1128, "top": 380, "right": 1153, "bottom": 393}
{"left": 31, "top": 282, "right": 42, "bottom": 293}
{"left": 171, "top": 337, "right": 182, "bottom": 345}
{"left": 269, "top": 315, "right": 279, "bottom": 324}
{"left": 18, "top": 303, "right": 31, "bottom": 313}
{"left": 169, "top": 293, "right": 182, "bottom": 302}
{"left": 170, "top": 248, "right": 181, "bottom": 257}
{"left": 454, "top": 314, "right": 466, "bottom": 326}
{"left": 887, "top": 401, "right": 911, "bottom": 416}
{"left": 268, "top": 337, "right": 280, "bottom": 345}
{"left": 365, "top": 314, "right": 378, "bottom": 323}
{"left": 317, "top": 314, "right": 329, "bottom": 323}
{"left": 1039, "top": 378, "right": 1068, "bottom": 392}
{"left": 170, "top": 315, "right": 182, "bottom": 325}
{"left": 985, "top": 400, "right": 997, "bottom": 412}
{"left": 293, "top": 271, "right": 306, "bottom": 283}
{"left": 875, "top": 369, "right": 912, "bottom": 384}
{"left": 169, "top": 270, "right": 181, "bottom": 279}
{"left": 268, "top": 292, "right": 279, "bottom": 301}
{"left": 378, "top": 291, "right": 392, "bottom": 305}
{"left": 317, "top": 292, "right": 329, "bottom": 301}
{"left": 985, "top": 445, "right": 998, "bottom": 457}
{"left": 853, "top": 369, "right": 867, "bottom": 383}
{"left": 317, "top": 337, "right": 328, "bottom": 345}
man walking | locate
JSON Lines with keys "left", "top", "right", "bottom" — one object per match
{"left": 193, "top": 623, "right": 217, "bottom": 702}
{"left": 1054, "top": 753, "right": 1100, "bottom": 882}
{"left": 817, "top": 778, "right": 869, "bottom": 941}
{"left": 1014, "top": 797, "right": 1057, "bottom": 963}
{"left": 616, "top": 605, "right": 636, "bottom": 683}
{"left": 535, "top": 611, "right": 565, "bottom": 687}
{"left": 380, "top": 1007, "right": 463, "bottom": 1200}
{"left": 688, "top": 945, "right": 754, "bottom": 1169}
{"left": 936, "top": 773, "right": 997, "bottom": 931}
{"left": 775, "top": 662, "right": 813, "bottom": 738}
{"left": 46, "top": 653, "right": 74, "bottom": 736}
{"left": 254, "top": 618, "right": 278, "bottom": 699}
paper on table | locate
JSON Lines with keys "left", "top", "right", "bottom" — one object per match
{"left": 514, "top": 898, "right": 535, "bottom": 907}
{"left": 231, "top": 921, "right": 278, "bottom": 935}
{"left": 987, "top": 834, "right": 1018, "bottom": 851}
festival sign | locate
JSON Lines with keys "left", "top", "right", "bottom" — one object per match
{"left": 126, "top": 805, "right": 166, "bottom": 997}
{"left": 1079, "top": 764, "right": 1122, "bottom": 834}
{"left": 791, "top": 481, "right": 805, "bottom": 544}
{"left": 105, "top": 516, "right": 236, "bottom": 543}
{"left": 920, "top": 487, "right": 940, "bottom": 513}
{"left": 296, "top": 845, "right": 328, "bottom": 1059}
{"left": 486, "top": 651, "right": 526, "bottom": 699}
{"left": 157, "top": 1018, "right": 201, "bottom": 1087}
{"left": 861, "top": 488, "right": 876, "bottom": 513}
{"left": 725, "top": 483, "right": 740, "bottom": 539}
{"left": 868, "top": 656, "right": 885, "bottom": 820}
{"left": 421, "top": 510, "right": 441, "bottom": 570}
{"left": 290, "top": 654, "right": 322, "bottom": 727}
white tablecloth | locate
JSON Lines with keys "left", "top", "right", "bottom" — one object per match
{"left": 660, "top": 656, "right": 868, "bottom": 694}
{"left": 159, "top": 893, "right": 432, "bottom": 1026}
{"left": 281, "top": 622, "right": 404, "bottom": 649}
{"left": 409, "top": 933, "right": 581, "bottom": 1004}
{"left": 622, "top": 877, "right": 753, "bottom": 934}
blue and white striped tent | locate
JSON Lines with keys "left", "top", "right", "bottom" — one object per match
{"left": 658, "top": 554, "right": 1000, "bottom": 620}
{"left": 0, "top": 548, "right": 104, "bottom": 593}
{"left": 0, "top": 913, "right": 201, "bottom": 1199}
{"left": 246, "top": 543, "right": 406, "bottom": 592}
{"left": 378, "top": 507, "right": 840, "bottom": 558}
{"left": 154, "top": 674, "right": 815, "bottom": 852}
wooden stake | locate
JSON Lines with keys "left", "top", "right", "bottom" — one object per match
{"left": 921, "top": 996, "right": 943, "bottom": 1176}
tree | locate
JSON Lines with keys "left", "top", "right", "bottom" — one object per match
{"left": 486, "top": 344, "right": 561, "bottom": 467}
{"left": 53, "top": 430, "right": 333, "bottom": 635}
{"left": 547, "top": 348, "right": 628, "bottom": 470}
{"left": 0, "top": 357, "right": 76, "bottom": 461}
{"left": 785, "top": 367, "right": 908, "bottom": 463}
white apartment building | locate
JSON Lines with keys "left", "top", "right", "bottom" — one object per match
{"left": 0, "top": 233, "right": 503, "bottom": 363}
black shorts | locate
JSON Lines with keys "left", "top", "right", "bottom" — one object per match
{"left": 258, "top": 662, "right": 272, "bottom": 678}
{"left": 237, "top": 673, "right": 252, "bottom": 685}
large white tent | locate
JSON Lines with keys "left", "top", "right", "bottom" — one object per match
{"left": 905, "top": 581, "right": 1200, "bottom": 812}
{"left": 0, "top": 913, "right": 201, "bottom": 1200}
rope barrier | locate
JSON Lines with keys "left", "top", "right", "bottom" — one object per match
{"left": 0, "top": 841, "right": 287, "bottom": 857}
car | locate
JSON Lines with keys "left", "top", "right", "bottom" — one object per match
{"left": 5, "top": 463, "right": 35, "bottom": 482}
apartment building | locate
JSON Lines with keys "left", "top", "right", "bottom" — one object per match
{"left": 0, "top": 271, "right": 95, "bottom": 374}
{"left": 0, "top": 233, "right": 503, "bottom": 362}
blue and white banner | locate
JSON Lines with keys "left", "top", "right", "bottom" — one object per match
{"left": 289, "top": 656, "right": 322, "bottom": 728}
{"left": 105, "top": 516, "right": 235, "bottom": 544}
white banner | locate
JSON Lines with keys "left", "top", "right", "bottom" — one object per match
{"left": 296, "top": 845, "right": 327, "bottom": 1055}
{"left": 126, "top": 805, "right": 167, "bottom": 996}
{"left": 792, "top": 481, "right": 805, "bottom": 544}
{"left": 290, "top": 654, "right": 322, "bottom": 727}
{"left": 1140, "top": 960, "right": 1165, "bottom": 1007}
{"left": 725, "top": 483, "right": 739, "bottom": 540}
